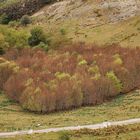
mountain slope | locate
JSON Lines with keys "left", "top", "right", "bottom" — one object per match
{"left": 31, "top": 0, "right": 140, "bottom": 47}
{"left": 33, "top": 0, "right": 140, "bottom": 23}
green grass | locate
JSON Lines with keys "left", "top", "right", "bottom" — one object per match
{"left": 65, "top": 16, "right": 140, "bottom": 47}
{"left": 0, "top": 90, "right": 140, "bottom": 132}
{"left": 1, "top": 123, "right": 140, "bottom": 140}
{"left": 1, "top": 15, "right": 140, "bottom": 51}
{"left": 36, "top": 16, "right": 140, "bottom": 47}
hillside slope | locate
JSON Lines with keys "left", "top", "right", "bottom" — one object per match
{"left": 33, "top": 0, "right": 140, "bottom": 23}
{"left": 31, "top": 0, "right": 140, "bottom": 47}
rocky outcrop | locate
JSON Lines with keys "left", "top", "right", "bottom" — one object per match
{"left": 100, "top": 0, "right": 140, "bottom": 22}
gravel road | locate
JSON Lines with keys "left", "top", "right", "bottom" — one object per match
{"left": 0, "top": 118, "right": 140, "bottom": 138}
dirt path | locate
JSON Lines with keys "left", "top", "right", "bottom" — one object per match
{"left": 0, "top": 118, "right": 140, "bottom": 138}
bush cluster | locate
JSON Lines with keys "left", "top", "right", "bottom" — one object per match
{"left": 1, "top": 44, "right": 140, "bottom": 113}
{"left": 0, "top": 25, "right": 71, "bottom": 52}
{"left": 0, "top": 25, "right": 29, "bottom": 49}
{"left": 28, "top": 27, "right": 47, "bottom": 47}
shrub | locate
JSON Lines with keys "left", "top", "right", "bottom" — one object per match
{"left": 49, "top": 31, "right": 71, "bottom": 49}
{"left": 78, "top": 59, "right": 87, "bottom": 66}
{"left": 55, "top": 72, "right": 71, "bottom": 80}
{"left": 20, "top": 15, "right": 31, "bottom": 26}
{"left": 0, "top": 58, "right": 19, "bottom": 90}
{"left": 21, "top": 85, "right": 45, "bottom": 112}
{"left": 51, "top": 74, "right": 83, "bottom": 110}
{"left": 106, "top": 71, "right": 123, "bottom": 92}
{"left": 8, "top": 21, "right": 18, "bottom": 27}
{"left": 0, "top": 47, "right": 5, "bottom": 55}
{"left": 0, "top": 26, "right": 29, "bottom": 48}
{"left": 28, "top": 27, "right": 46, "bottom": 47}
{"left": 0, "top": 14, "right": 11, "bottom": 24}
{"left": 20, "top": 79, "right": 56, "bottom": 112}
{"left": 113, "top": 54, "right": 123, "bottom": 65}
{"left": 88, "top": 65, "right": 101, "bottom": 80}
{"left": 59, "top": 132, "right": 70, "bottom": 140}
{"left": 35, "top": 42, "right": 49, "bottom": 52}
{"left": 0, "top": 33, "right": 8, "bottom": 54}
{"left": 60, "top": 28, "right": 66, "bottom": 35}
{"left": 80, "top": 76, "right": 97, "bottom": 105}
{"left": 4, "top": 70, "right": 28, "bottom": 101}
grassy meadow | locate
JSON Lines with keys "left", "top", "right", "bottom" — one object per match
{"left": 0, "top": 90, "right": 140, "bottom": 132}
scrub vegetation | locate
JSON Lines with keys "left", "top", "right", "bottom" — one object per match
{"left": 0, "top": 44, "right": 140, "bottom": 113}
